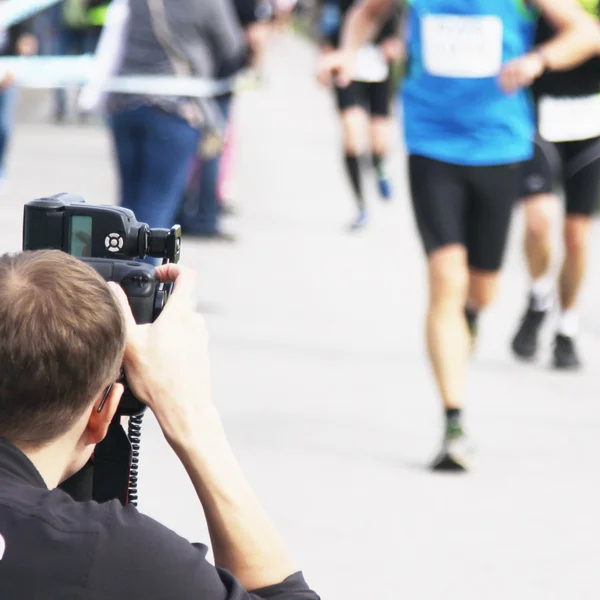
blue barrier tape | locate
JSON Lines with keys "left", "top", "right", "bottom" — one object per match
{"left": 0, "top": 0, "right": 62, "bottom": 29}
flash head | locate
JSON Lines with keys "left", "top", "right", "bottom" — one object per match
{"left": 23, "top": 193, "right": 181, "bottom": 263}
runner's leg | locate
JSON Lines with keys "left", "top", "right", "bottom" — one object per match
{"left": 335, "top": 82, "right": 369, "bottom": 229}
{"left": 512, "top": 138, "right": 558, "bottom": 359}
{"left": 554, "top": 136, "right": 600, "bottom": 368}
{"left": 367, "top": 77, "right": 393, "bottom": 200}
{"left": 466, "top": 162, "right": 523, "bottom": 321}
{"left": 409, "top": 155, "right": 474, "bottom": 470}
{"left": 410, "top": 156, "right": 470, "bottom": 408}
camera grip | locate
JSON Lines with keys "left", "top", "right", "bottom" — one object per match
{"left": 118, "top": 265, "right": 157, "bottom": 325}
{"left": 80, "top": 259, "right": 157, "bottom": 417}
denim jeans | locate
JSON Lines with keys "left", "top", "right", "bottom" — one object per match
{"left": 0, "top": 86, "right": 18, "bottom": 180}
{"left": 110, "top": 105, "right": 201, "bottom": 230}
{"left": 178, "top": 95, "right": 232, "bottom": 234}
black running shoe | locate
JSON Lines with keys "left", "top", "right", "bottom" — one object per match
{"left": 553, "top": 334, "right": 581, "bottom": 370}
{"left": 511, "top": 296, "right": 547, "bottom": 360}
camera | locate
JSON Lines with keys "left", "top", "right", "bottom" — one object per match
{"left": 22, "top": 193, "right": 183, "bottom": 505}
{"left": 22, "top": 192, "right": 182, "bottom": 417}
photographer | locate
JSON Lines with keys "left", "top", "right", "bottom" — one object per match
{"left": 0, "top": 250, "right": 320, "bottom": 600}
{"left": 108, "top": 0, "right": 246, "bottom": 231}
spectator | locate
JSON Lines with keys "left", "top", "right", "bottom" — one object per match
{"left": 56, "top": 1, "right": 111, "bottom": 122}
{"left": 0, "top": 15, "right": 38, "bottom": 191}
{"left": 108, "top": 0, "right": 245, "bottom": 230}
{"left": 179, "top": 0, "right": 269, "bottom": 240}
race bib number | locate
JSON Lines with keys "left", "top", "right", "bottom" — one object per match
{"left": 421, "top": 15, "right": 503, "bottom": 78}
{"left": 353, "top": 45, "right": 389, "bottom": 83}
{"left": 539, "top": 95, "right": 600, "bottom": 142}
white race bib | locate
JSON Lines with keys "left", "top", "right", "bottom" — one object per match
{"left": 538, "top": 95, "right": 600, "bottom": 142}
{"left": 421, "top": 15, "right": 503, "bottom": 78}
{"left": 353, "top": 45, "right": 389, "bottom": 83}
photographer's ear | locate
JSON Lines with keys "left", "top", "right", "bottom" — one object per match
{"left": 87, "top": 383, "right": 125, "bottom": 444}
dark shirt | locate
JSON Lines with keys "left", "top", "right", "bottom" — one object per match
{"left": 0, "top": 438, "right": 320, "bottom": 600}
{"left": 318, "top": 0, "right": 401, "bottom": 48}
{"left": 533, "top": 5, "right": 600, "bottom": 99}
{"left": 234, "top": 0, "right": 260, "bottom": 27}
{"left": 217, "top": 0, "right": 258, "bottom": 80}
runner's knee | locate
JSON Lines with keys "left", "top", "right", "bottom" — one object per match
{"left": 341, "top": 108, "right": 365, "bottom": 154}
{"left": 468, "top": 271, "right": 499, "bottom": 310}
{"left": 428, "top": 247, "right": 469, "bottom": 307}
{"left": 524, "top": 196, "right": 553, "bottom": 241}
{"left": 369, "top": 117, "right": 390, "bottom": 156}
{"left": 564, "top": 217, "right": 591, "bottom": 255}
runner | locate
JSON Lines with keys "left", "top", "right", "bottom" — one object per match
{"left": 318, "top": 0, "right": 600, "bottom": 470}
{"left": 317, "top": 0, "right": 402, "bottom": 230}
{"left": 512, "top": 1, "right": 600, "bottom": 370}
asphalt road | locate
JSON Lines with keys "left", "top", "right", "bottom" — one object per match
{"left": 4, "top": 33, "right": 600, "bottom": 600}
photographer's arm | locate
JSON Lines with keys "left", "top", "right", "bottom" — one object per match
{"left": 111, "top": 267, "right": 299, "bottom": 593}
{"left": 171, "top": 411, "right": 298, "bottom": 592}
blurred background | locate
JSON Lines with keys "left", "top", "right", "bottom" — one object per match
{"left": 1, "top": 1, "right": 600, "bottom": 599}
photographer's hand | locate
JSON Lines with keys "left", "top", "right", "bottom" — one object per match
{"left": 109, "top": 268, "right": 298, "bottom": 592}
{"left": 110, "top": 265, "right": 212, "bottom": 442}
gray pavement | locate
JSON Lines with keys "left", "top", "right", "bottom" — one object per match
{"left": 4, "top": 33, "right": 600, "bottom": 599}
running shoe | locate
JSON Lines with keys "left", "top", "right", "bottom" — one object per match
{"left": 377, "top": 176, "right": 392, "bottom": 201}
{"left": 430, "top": 421, "right": 473, "bottom": 472}
{"left": 349, "top": 208, "right": 368, "bottom": 232}
{"left": 553, "top": 334, "right": 581, "bottom": 370}
{"left": 511, "top": 295, "right": 547, "bottom": 360}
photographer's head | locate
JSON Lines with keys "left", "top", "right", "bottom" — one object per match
{"left": 0, "top": 250, "right": 125, "bottom": 487}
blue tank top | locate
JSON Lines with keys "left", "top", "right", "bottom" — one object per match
{"left": 402, "top": 0, "right": 537, "bottom": 165}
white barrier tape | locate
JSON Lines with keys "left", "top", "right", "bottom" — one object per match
{"left": 0, "top": 56, "right": 236, "bottom": 97}
{"left": 0, "top": 56, "right": 91, "bottom": 86}
{"left": 0, "top": 0, "right": 62, "bottom": 29}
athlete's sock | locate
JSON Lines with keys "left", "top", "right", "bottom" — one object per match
{"left": 372, "top": 153, "right": 385, "bottom": 178}
{"left": 445, "top": 408, "right": 463, "bottom": 434}
{"left": 344, "top": 153, "right": 363, "bottom": 207}
{"left": 557, "top": 309, "right": 579, "bottom": 338}
{"left": 530, "top": 274, "right": 553, "bottom": 311}
{"left": 464, "top": 306, "right": 479, "bottom": 332}
{"left": 372, "top": 153, "right": 392, "bottom": 200}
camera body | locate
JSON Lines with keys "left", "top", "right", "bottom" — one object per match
{"left": 22, "top": 193, "right": 182, "bottom": 416}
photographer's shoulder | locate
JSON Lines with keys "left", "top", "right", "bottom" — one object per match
{"left": 24, "top": 487, "right": 216, "bottom": 599}
{"left": 84, "top": 498, "right": 238, "bottom": 599}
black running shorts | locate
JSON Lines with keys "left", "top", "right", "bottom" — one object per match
{"left": 408, "top": 155, "right": 523, "bottom": 272}
{"left": 521, "top": 135, "right": 600, "bottom": 217}
{"left": 334, "top": 78, "right": 392, "bottom": 117}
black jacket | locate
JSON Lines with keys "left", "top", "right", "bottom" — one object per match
{"left": 0, "top": 438, "right": 320, "bottom": 600}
